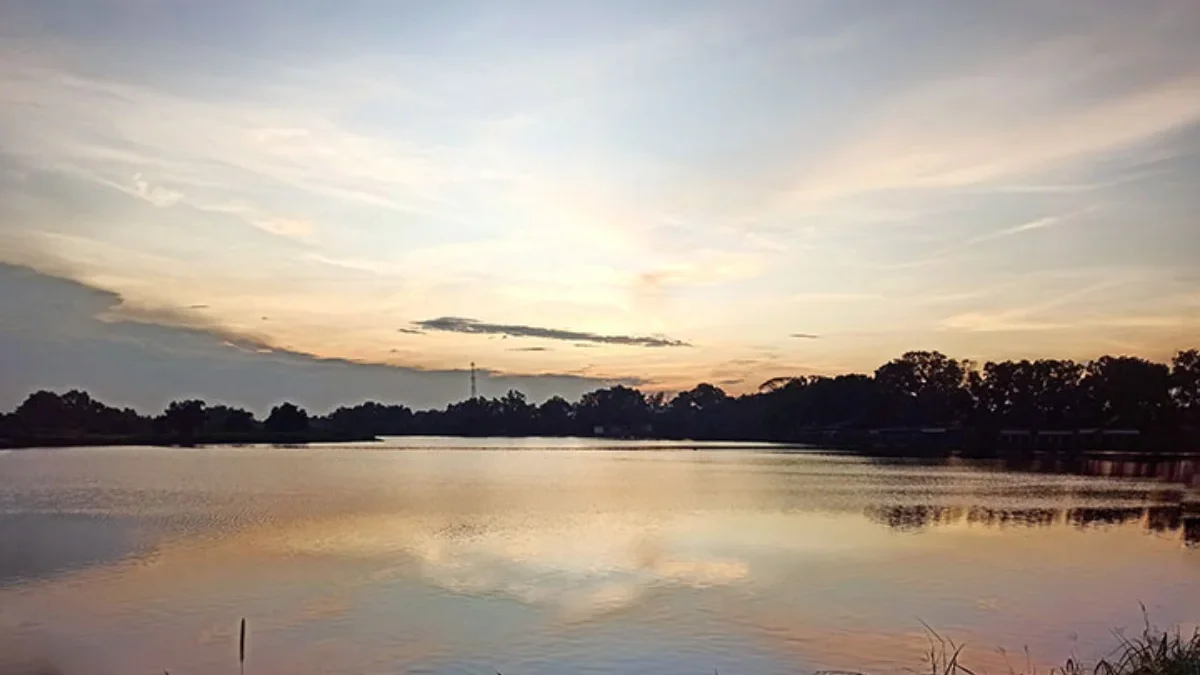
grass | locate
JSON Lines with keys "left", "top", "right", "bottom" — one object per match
{"left": 915, "top": 618, "right": 1200, "bottom": 675}
{"left": 1056, "top": 627, "right": 1200, "bottom": 675}
{"left": 192, "top": 617, "right": 1200, "bottom": 675}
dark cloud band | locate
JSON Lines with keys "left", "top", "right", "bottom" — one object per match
{"left": 414, "top": 316, "right": 690, "bottom": 348}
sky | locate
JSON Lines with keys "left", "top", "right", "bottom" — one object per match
{"left": 1, "top": 0, "right": 1198, "bottom": 412}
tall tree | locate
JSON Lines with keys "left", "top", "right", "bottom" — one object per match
{"left": 665, "top": 383, "right": 731, "bottom": 439}
{"left": 265, "top": 402, "right": 309, "bottom": 433}
{"left": 496, "top": 390, "right": 536, "bottom": 435}
{"left": 1170, "top": 349, "right": 1200, "bottom": 427}
{"left": 972, "top": 359, "right": 1084, "bottom": 428}
{"left": 204, "top": 405, "right": 259, "bottom": 434}
{"left": 537, "top": 396, "right": 574, "bottom": 436}
{"left": 576, "top": 385, "right": 650, "bottom": 435}
{"left": 874, "top": 351, "right": 972, "bottom": 426}
{"left": 162, "top": 400, "right": 207, "bottom": 439}
{"left": 1081, "top": 356, "right": 1172, "bottom": 429}
{"left": 324, "top": 401, "right": 413, "bottom": 435}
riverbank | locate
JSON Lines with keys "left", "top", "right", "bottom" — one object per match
{"left": 917, "top": 624, "right": 1200, "bottom": 675}
{"left": 0, "top": 429, "right": 379, "bottom": 449}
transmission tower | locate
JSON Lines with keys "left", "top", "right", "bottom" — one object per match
{"left": 470, "top": 361, "right": 477, "bottom": 400}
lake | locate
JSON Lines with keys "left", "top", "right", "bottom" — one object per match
{"left": 0, "top": 438, "right": 1197, "bottom": 675}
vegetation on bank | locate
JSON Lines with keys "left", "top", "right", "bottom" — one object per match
{"left": 192, "top": 618, "right": 1200, "bottom": 675}
{"left": 1, "top": 349, "right": 1198, "bottom": 449}
{"left": 918, "top": 622, "right": 1200, "bottom": 675}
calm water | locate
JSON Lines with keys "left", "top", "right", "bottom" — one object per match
{"left": 0, "top": 439, "right": 1197, "bottom": 675}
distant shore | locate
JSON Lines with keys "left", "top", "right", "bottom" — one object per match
{"left": 5, "top": 433, "right": 1200, "bottom": 465}
{"left": 0, "top": 430, "right": 379, "bottom": 450}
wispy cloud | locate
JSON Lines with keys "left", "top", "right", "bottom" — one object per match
{"left": 938, "top": 276, "right": 1133, "bottom": 333}
{"left": 789, "top": 333, "right": 821, "bottom": 339}
{"left": 881, "top": 212, "right": 1076, "bottom": 271}
{"left": 413, "top": 317, "right": 691, "bottom": 348}
{"left": 787, "top": 69, "right": 1200, "bottom": 204}
{"left": 966, "top": 215, "right": 1063, "bottom": 245}
{"left": 938, "top": 312, "right": 1067, "bottom": 333}
{"left": 790, "top": 292, "right": 882, "bottom": 304}
{"left": 129, "top": 173, "right": 183, "bottom": 207}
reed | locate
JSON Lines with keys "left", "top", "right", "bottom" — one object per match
{"left": 239, "top": 618, "right": 246, "bottom": 675}
{"left": 916, "top": 620, "right": 1200, "bottom": 675}
{"left": 179, "top": 616, "right": 1200, "bottom": 675}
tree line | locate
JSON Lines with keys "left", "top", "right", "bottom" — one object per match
{"left": 1, "top": 349, "right": 1197, "bottom": 445}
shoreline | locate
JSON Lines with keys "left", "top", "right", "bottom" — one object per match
{"left": 4, "top": 433, "right": 1200, "bottom": 463}
{"left": 0, "top": 430, "right": 380, "bottom": 450}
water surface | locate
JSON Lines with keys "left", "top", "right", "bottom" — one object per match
{"left": 1, "top": 438, "right": 1197, "bottom": 675}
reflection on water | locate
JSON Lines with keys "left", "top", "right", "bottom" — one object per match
{"left": 1005, "top": 456, "right": 1200, "bottom": 489}
{"left": 0, "top": 440, "right": 1197, "bottom": 675}
{"left": 0, "top": 514, "right": 148, "bottom": 585}
{"left": 866, "top": 503, "right": 1199, "bottom": 544}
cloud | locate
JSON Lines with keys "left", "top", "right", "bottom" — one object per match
{"left": 791, "top": 292, "right": 883, "bottom": 303}
{"left": 305, "top": 252, "right": 392, "bottom": 273}
{"left": 937, "top": 276, "right": 1138, "bottom": 333}
{"left": 883, "top": 212, "right": 1078, "bottom": 271}
{"left": 938, "top": 312, "right": 1067, "bottom": 333}
{"left": 508, "top": 346, "right": 551, "bottom": 352}
{"left": 251, "top": 217, "right": 319, "bottom": 243}
{"left": 963, "top": 214, "right": 1067, "bottom": 247}
{"left": 1, "top": 3, "right": 1197, "bottom": 386}
{"left": 201, "top": 203, "right": 320, "bottom": 244}
{"left": 130, "top": 173, "right": 183, "bottom": 207}
{"left": 222, "top": 340, "right": 274, "bottom": 355}
{"left": 781, "top": 7, "right": 1200, "bottom": 206}
{"left": 0, "top": 263, "right": 631, "bottom": 412}
{"left": 413, "top": 316, "right": 691, "bottom": 348}
{"left": 187, "top": 304, "right": 209, "bottom": 310}
{"left": 96, "top": 298, "right": 281, "bottom": 353}
{"left": 789, "top": 333, "right": 820, "bottom": 339}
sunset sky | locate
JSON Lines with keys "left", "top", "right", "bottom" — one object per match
{"left": 1, "top": 0, "right": 1198, "bottom": 411}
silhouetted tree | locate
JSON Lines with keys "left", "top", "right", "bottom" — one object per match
{"left": 1172, "top": 349, "right": 1200, "bottom": 427}
{"left": 4, "top": 347, "right": 1199, "bottom": 450}
{"left": 663, "top": 383, "right": 732, "bottom": 439}
{"left": 265, "top": 402, "right": 309, "bottom": 433}
{"left": 576, "top": 385, "right": 650, "bottom": 436}
{"left": 442, "top": 396, "right": 497, "bottom": 436}
{"left": 203, "top": 405, "right": 259, "bottom": 434}
{"left": 758, "top": 376, "right": 801, "bottom": 393}
{"left": 972, "top": 359, "right": 1084, "bottom": 429}
{"left": 13, "top": 390, "right": 92, "bottom": 433}
{"left": 496, "top": 390, "right": 535, "bottom": 435}
{"left": 1081, "top": 356, "right": 1172, "bottom": 429}
{"left": 875, "top": 351, "right": 973, "bottom": 426}
{"left": 537, "top": 396, "right": 574, "bottom": 436}
{"left": 324, "top": 401, "right": 413, "bottom": 435}
{"left": 161, "top": 400, "right": 206, "bottom": 439}
{"left": 6, "top": 390, "right": 150, "bottom": 437}
{"left": 754, "top": 374, "right": 886, "bottom": 438}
